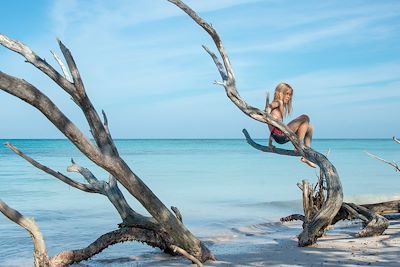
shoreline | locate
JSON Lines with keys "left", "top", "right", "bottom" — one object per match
{"left": 129, "top": 220, "right": 400, "bottom": 267}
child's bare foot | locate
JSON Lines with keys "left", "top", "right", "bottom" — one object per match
{"left": 301, "top": 157, "right": 317, "bottom": 168}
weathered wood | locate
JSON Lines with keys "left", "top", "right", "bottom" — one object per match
{"left": 365, "top": 137, "right": 400, "bottom": 172}
{"left": 169, "top": 0, "right": 343, "bottom": 247}
{"left": 0, "top": 200, "right": 176, "bottom": 267}
{"left": 51, "top": 227, "right": 174, "bottom": 267}
{"left": 242, "top": 129, "right": 299, "bottom": 157}
{"left": 171, "top": 206, "right": 183, "bottom": 223}
{"left": 0, "top": 201, "right": 50, "bottom": 267}
{"left": 170, "top": 245, "right": 204, "bottom": 267}
{"left": 280, "top": 214, "right": 305, "bottom": 222}
{"left": 242, "top": 132, "right": 343, "bottom": 246}
{"left": 0, "top": 33, "right": 213, "bottom": 262}
{"left": 302, "top": 180, "right": 313, "bottom": 222}
{"left": 365, "top": 151, "right": 400, "bottom": 172}
{"left": 361, "top": 200, "right": 400, "bottom": 214}
{"left": 345, "top": 203, "right": 389, "bottom": 237}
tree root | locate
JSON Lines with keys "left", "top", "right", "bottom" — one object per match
{"left": 283, "top": 201, "right": 391, "bottom": 239}
{"left": 333, "top": 202, "right": 389, "bottom": 237}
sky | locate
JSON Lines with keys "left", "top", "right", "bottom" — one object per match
{"left": 0, "top": 0, "right": 399, "bottom": 139}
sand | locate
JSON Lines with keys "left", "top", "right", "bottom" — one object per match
{"left": 132, "top": 220, "right": 400, "bottom": 267}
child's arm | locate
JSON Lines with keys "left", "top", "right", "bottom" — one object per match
{"left": 268, "top": 100, "right": 284, "bottom": 115}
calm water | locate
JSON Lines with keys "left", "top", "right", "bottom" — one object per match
{"left": 0, "top": 139, "right": 398, "bottom": 266}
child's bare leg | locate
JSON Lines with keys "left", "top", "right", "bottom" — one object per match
{"left": 304, "top": 125, "right": 313, "bottom": 147}
{"left": 296, "top": 122, "right": 309, "bottom": 144}
{"left": 301, "top": 125, "right": 316, "bottom": 167}
{"left": 287, "top": 114, "right": 309, "bottom": 142}
{"left": 288, "top": 115, "right": 316, "bottom": 168}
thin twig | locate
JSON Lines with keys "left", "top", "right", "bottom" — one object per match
{"left": 365, "top": 151, "right": 400, "bottom": 172}
{"left": 264, "top": 92, "right": 270, "bottom": 112}
{"left": 50, "top": 50, "right": 72, "bottom": 82}
{"left": 202, "top": 45, "right": 227, "bottom": 81}
{"left": 5, "top": 143, "right": 99, "bottom": 193}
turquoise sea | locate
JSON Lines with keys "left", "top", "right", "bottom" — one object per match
{"left": 0, "top": 139, "right": 399, "bottom": 266}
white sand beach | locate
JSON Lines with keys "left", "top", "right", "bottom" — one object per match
{"left": 133, "top": 220, "right": 400, "bottom": 267}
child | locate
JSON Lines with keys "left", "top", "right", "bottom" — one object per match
{"left": 268, "top": 82, "right": 316, "bottom": 168}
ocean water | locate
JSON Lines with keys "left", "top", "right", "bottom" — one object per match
{"left": 0, "top": 139, "right": 398, "bottom": 266}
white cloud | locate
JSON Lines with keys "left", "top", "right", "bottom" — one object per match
{"left": 50, "top": 0, "right": 262, "bottom": 36}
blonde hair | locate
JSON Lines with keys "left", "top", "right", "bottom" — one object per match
{"left": 273, "top": 82, "right": 293, "bottom": 117}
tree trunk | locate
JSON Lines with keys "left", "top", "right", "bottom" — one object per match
{"left": 0, "top": 33, "right": 213, "bottom": 264}
{"left": 169, "top": 0, "right": 344, "bottom": 246}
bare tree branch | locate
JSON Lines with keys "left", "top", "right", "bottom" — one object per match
{"left": 280, "top": 214, "right": 305, "bottom": 222}
{"left": 0, "top": 71, "right": 107, "bottom": 166}
{"left": 170, "top": 245, "right": 203, "bottom": 267}
{"left": 56, "top": 39, "right": 85, "bottom": 98}
{"left": 242, "top": 129, "right": 299, "bottom": 157}
{"left": 0, "top": 34, "right": 117, "bottom": 157}
{"left": 167, "top": 0, "right": 304, "bottom": 155}
{"left": 362, "top": 200, "right": 400, "bottom": 214}
{"left": 0, "top": 34, "right": 76, "bottom": 96}
{"left": 5, "top": 143, "right": 99, "bottom": 193}
{"left": 393, "top": 136, "right": 400, "bottom": 144}
{"left": 7, "top": 142, "right": 160, "bottom": 230}
{"left": 202, "top": 45, "right": 227, "bottom": 81}
{"left": 1, "top": 33, "right": 213, "bottom": 260}
{"left": 57, "top": 39, "right": 118, "bottom": 156}
{"left": 168, "top": 0, "right": 343, "bottom": 247}
{"left": 264, "top": 92, "right": 270, "bottom": 112}
{"left": 51, "top": 227, "right": 174, "bottom": 266}
{"left": 341, "top": 203, "right": 369, "bottom": 222}
{"left": 365, "top": 151, "right": 400, "bottom": 172}
{"left": 345, "top": 203, "right": 389, "bottom": 238}
{"left": 50, "top": 50, "right": 72, "bottom": 82}
{"left": 0, "top": 200, "right": 50, "bottom": 267}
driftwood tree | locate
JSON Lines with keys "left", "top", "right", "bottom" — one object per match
{"left": 0, "top": 33, "right": 213, "bottom": 266}
{"left": 324, "top": 137, "right": 400, "bottom": 236}
{"left": 346, "top": 136, "right": 400, "bottom": 222}
{"left": 169, "top": 0, "right": 392, "bottom": 245}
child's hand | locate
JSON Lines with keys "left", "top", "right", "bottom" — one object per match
{"left": 268, "top": 136, "right": 274, "bottom": 149}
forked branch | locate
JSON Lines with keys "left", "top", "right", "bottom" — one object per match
{"left": 1, "top": 32, "right": 213, "bottom": 262}
{"left": 169, "top": 0, "right": 343, "bottom": 246}
{"left": 5, "top": 143, "right": 159, "bottom": 230}
{"left": 0, "top": 199, "right": 175, "bottom": 267}
{"left": 168, "top": 0, "right": 304, "bottom": 154}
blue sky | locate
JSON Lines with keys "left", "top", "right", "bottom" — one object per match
{"left": 0, "top": 0, "right": 399, "bottom": 138}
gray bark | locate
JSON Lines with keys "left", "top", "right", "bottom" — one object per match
{"left": 281, "top": 170, "right": 390, "bottom": 238}
{"left": 0, "top": 201, "right": 50, "bottom": 267}
{"left": 168, "top": 0, "right": 343, "bottom": 246}
{"left": 0, "top": 33, "right": 213, "bottom": 263}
